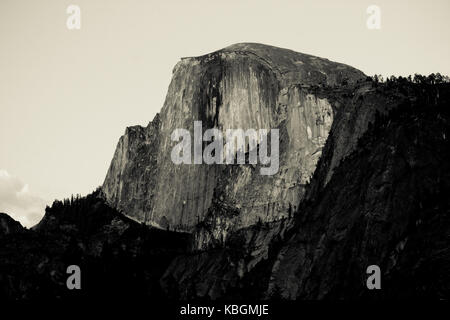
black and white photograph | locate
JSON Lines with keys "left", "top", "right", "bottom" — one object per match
{"left": 0, "top": 0, "right": 449, "bottom": 316}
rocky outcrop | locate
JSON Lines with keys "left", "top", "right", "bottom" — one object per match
{"left": 161, "top": 218, "right": 290, "bottom": 300}
{"left": 0, "top": 213, "right": 24, "bottom": 236}
{"left": 160, "top": 81, "right": 450, "bottom": 300}
{"left": 102, "top": 115, "right": 160, "bottom": 225}
{"left": 267, "top": 84, "right": 450, "bottom": 299}
{"left": 102, "top": 43, "right": 365, "bottom": 241}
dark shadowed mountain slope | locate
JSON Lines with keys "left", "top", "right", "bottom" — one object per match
{"left": 0, "top": 213, "right": 24, "bottom": 236}
{"left": 0, "top": 191, "right": 189, "bottom": 300}
{"left": 267, "top": 84, "right": 450, "bottom": 299}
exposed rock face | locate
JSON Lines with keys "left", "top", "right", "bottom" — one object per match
{"left": 160, "top": 81, "right": 450, "bottom": 300}
{"left": 102, "top": 43, "right": 365, "bottom": 239}
{"left": 102, "top": 115, "right": 160, "bottom": 226}
{"left": 161, "top": 218, "right": 290, "bottom": 300}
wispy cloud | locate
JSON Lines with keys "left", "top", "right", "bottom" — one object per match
{"left": 0, "top": 169, "right": 46, "bottom": 228}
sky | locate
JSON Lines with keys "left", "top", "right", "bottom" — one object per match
{"left": 1, "top": 0, "right": 450, "bottom": 227}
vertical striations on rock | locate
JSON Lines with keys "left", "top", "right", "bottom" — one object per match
{"left": 102, "top": 43, "right": 365, "bottom": 241}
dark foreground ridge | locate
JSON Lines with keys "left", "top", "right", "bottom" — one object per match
{"left": 0, "top": 191, "right": 190, "bottom": 300}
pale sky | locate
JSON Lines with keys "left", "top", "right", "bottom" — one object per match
{"left": 1, "top": 0, "right": 450, "bottom": 227}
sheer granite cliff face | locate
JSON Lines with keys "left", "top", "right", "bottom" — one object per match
{"left": 102, "top": 43, "right": 365, "bottom": 238}
{"left": 102, "top": 115, "right": 160, "bottom": 225}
